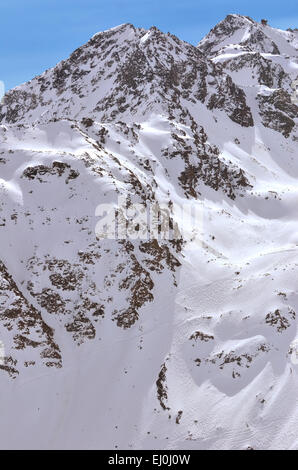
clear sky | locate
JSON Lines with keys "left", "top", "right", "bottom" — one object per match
{"left": 0, "top": 0, "right": 297, "bottom": 93}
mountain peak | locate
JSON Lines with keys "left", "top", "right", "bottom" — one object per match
{"left": 224, "top": 13, "right": 255, "bottom": 23}
{"left": 89, "top": 22, "right": 138, "bottom": 44}
{"left": 92, "top": 22, "right": 135, "bottom": 37}
{"left": 198, "top": 13, "right": 297, "bottom": 56}
{"left": 1, "top": 13, "right": 298, "bottom": 450}
{"left": 0, "top": 21, "right": 254, "bottom": 128}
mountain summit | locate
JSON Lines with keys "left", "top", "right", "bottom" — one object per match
{"left": 0, "top": 16, "right": 298, "bottom": 450}
{"left": 0, "top": 22, "right": 253, "bottom": 127}
{"left": 198, "top": 14, "right": 298, "bottom": 56}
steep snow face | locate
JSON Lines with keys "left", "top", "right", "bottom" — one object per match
{"left": 0, "top": 17, "right": 298, "bottom": 450}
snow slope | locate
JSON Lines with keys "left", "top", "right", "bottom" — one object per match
{"left": 0, "top": 15, "right": 298, "bottom": 449}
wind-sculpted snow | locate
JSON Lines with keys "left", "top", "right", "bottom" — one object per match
{"left": 0, "top": 15, "right": 298, "bottom": 450}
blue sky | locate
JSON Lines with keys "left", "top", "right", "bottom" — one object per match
{"left": 0, "top": 0, "right": 297, "bottom": 93}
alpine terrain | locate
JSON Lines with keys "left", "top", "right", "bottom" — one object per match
{"left": 0, "top": 14, "right": 298, "bottom": 449}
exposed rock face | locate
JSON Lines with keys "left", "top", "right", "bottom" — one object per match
{"left": 0, "top": 15, "right": 298, "bottom": 450}
{"left": 257, "top": 89, "right": 298, "bottom": 137}
{"left": 0, "top": 23, "right": 253, "bottom": 128}
{"left": 198, "top": 14, "right": 293, "bottom": 56}
{"left": 0, "top": 261, "right": 62, "bottom": 377}
{"left": 198, "top": 14, "right": 298, "bottom": 139}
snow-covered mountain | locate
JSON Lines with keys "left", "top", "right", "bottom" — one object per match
{"left": 0, "top": 14, "right": 298, "bottom": 450}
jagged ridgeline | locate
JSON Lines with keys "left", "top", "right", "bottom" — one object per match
{"left": 0, "top": 14, "right": 297, "bottom": 370}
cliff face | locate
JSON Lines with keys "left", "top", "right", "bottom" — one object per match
{"left": 0, "top": 15, "right": 298, "bottom": 450}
